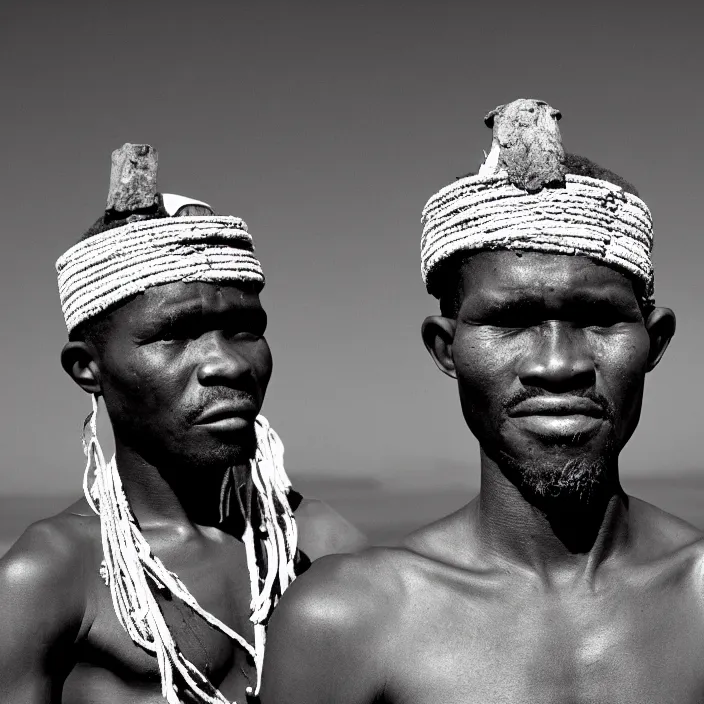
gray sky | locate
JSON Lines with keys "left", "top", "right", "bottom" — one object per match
{"left": 1, "top": 0, "right": 702, "bottom": 496}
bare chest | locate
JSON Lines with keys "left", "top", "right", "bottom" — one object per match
{"left": 386, "top": 580, "right": 704, "bottom": 704}
{"left": 63, "top": 539, "right": 258, "bottom": 704}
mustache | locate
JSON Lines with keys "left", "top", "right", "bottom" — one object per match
{"left": 183, "top": 389, "right": 260, "bottom": 425}
{"left": 502, "top": 387, "right": 615, "bottom": 422}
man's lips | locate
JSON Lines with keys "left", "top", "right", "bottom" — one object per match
{"left": 508, "top": 397, "right": 605, "bottom": 418}
{"left": 507, "top": 397, "right": 605, "bottom": 440}
{"left": 194, "top": 400, "right": 258, "bottom": 430}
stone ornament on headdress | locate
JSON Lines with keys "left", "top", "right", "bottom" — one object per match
{"left": 420, "top": 99, "right": 654, "bottom": 302}
{"left": 56, "top": 145, "right": 297, "bottom": 704}
{"left": 56, "top": 144, "right": 264, "bottom": 335}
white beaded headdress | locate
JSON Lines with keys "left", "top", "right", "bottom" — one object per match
{"left": 56, "top": 209, "right": 264, "bottom": 335}
{"left": 421, "top": 99, "right": 654, "bottom": 303}
{"left": 56, "top": 144, "right": 297, "bottom": 704}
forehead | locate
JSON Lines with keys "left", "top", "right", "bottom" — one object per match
{"left": 459, "top": 250, "right": 639, "bottom": 302}
{"left": 109, "top": 280, "right": 264, "bottom": 327}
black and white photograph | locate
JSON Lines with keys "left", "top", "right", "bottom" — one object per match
{"left": 1, "top": 1, "right": 703, "bottom": 702}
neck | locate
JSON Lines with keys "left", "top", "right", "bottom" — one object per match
{"left": 475, "top": 449, "right": 630, "bottom": 584}
{"left": 111, "top": 440, "right": 252, "bottom": 535}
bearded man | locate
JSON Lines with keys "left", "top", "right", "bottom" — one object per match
{"left": 0, "top": 144, "right": 365, "bottom": 704}
{"left": 260, "top": 100, "right": 704, "bottom": 704}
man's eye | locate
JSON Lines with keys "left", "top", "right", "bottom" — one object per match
{"left": 224, "top": 319, "right": 266, "bottom": 339}
{"left": 158, "top": 326, "right": 191, "bottom": 342}
{"left": 225, "top": 327, "right": 263, "bottom": 340}
{"left": 489, "top": 314, "right": 533, "bottom": 328}
{"left": 579, "top": 309, "right": 623, "bottom": 328}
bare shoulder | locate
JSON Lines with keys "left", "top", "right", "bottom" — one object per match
{"left": 268, "top": 542, "right": 436, "bottom": 644}
{"left": 0, "top": 501, "right": 101, "bottom": 689}
{"left": 0, "top": 501, "right": 98, "bottom": 638}
{"left": 271, "top": 545, "right": 429, "bottom": 653}
{"left": 627, "top": 495, "right": 704, "bottom": 559}
{"left": 294, "top": 496, "right": 368, "bottom": 560}
{"left": 625, "top": 496, "right": 704, "bottom": 613}
{"left": 400, "top": 501, "right": 484, "bottom": 572}
{"left": 262, "top": 547, "right": 410, "bottom": 704}
{"left": 278, "top": 546, "right": 403, "bottom": 625}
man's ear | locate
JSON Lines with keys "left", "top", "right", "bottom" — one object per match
{"left": 61, "top": 341, "right": 102, "bottom": 394}
{"left": 421, "top": 316, "right": 457, "bottom": 379}
{"left": 644, "top": 307, "right": 676, "bottom": 371}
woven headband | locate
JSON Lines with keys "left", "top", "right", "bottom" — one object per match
{"left": 420, "top": 99, "right": 654, "bottom": 302}
{"left": 56, "top": 215, "right": 265, "bottom": 333}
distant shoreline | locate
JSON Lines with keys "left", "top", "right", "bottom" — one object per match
{"left": 1, "top": 474, "right": 702, "bottom": 557}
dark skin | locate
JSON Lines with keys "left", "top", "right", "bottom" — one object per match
{"left": 0, "top": 281, "right": 366, "bottom": 703}
{"left": 260, "top": 251, "right": 704, "bottom": 704}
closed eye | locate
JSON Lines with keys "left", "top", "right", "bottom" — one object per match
{"left": 142, "top": 308, "right": 268, "bottom": 344}
{"left": 223, "top": 311, "right": 267, "bottom": 339}
{"left": 480, "top": 303, "right": 635, "bottom": 329}
{"left": 156, "top": 322, "right": 199, "bottom": 342}
{"left": 573, "top": 303, "right": 637, "bottom": 328}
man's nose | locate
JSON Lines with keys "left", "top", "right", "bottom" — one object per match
{"left": 195, "top": 332, "right": 253, "bottom": 386}
{"left": 517, "top": 321, "right": 595, "bottom": 392}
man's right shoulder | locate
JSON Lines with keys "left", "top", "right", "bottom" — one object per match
{"left": 262, "top": 547, "right": 412, "bottom": 704}
{"left": 275, "top": 546, "right": 409, "bottom": 634}
{"left": 0, "top": 508, "right": 98, "bottom": 632}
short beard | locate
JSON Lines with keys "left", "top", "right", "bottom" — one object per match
{"left": 144, "top": 424, "right": 258, "bottom": 478}
{"left": 499, "top": 444, "right": 617, "bottom": 511}
{"left": 191, "top": 425, "right": 258, "bottom": 472}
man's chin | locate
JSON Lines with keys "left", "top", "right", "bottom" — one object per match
{"left": 499, "top": 451, "right": 616, "bottom": 508}
{"left": 210, "top": 437, "right": 257, "bottom": 468}
{"left": 170, "top": 430, "right": 258, "bottom": 472}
